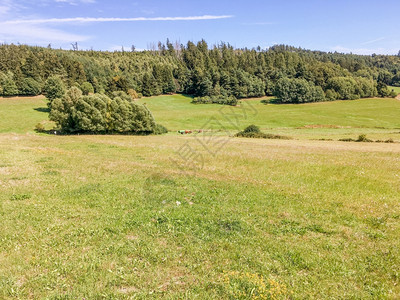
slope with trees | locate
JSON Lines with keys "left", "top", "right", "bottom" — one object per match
{"left": 0, "top": 42, "right": 399, "bottom": 103}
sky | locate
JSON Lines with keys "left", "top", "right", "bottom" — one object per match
{"left": 0, "top": 0, "right": 399, "bottom": 55}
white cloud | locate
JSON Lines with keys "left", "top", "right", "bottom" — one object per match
{"left": 332, "top": 45, "right": 397, "bottom": 55}
{"left": 361, "top": 37, "right": 386, "bottom": 45}
{"left": 0, "top": 0, "right": 21, "bottom": 16}
{"left": 2, "top": 15, "right": 233, "bottom": 25}
{"left": 53, "top": 0, "right": 95, "bottom": 5}
{"left": 0, "top": 0, "right": 233, "bottom": 47}
{"left": 0, "top": 4, "right": 10, "bottom": 15}
{"left": 0, "top": 23, "right": 89, "bottom": 43}
{"left": 0, "top": 0, "right": 88, "bottom": 44}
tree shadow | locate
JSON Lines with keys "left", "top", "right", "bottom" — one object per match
{"left": 261, "top": 98, "right": 280, "bottom": 104}
{"left": 34, "top": 107, "right": 50, "bottom": 113}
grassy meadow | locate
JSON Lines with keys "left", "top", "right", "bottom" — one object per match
{"left": 1, "top": 95, "right": 400, "bottom": 299}
{"left": 138, "top": 94, "right": 400, "bottom": 141}
{"left": 389, "top": 86, "right": 400, "bottom": 95}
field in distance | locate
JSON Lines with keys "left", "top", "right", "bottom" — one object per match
{"left": 137, "top": 94, "right": 400, "bottom": 141}
{"left": 0, "top": 95, "right": 400, "bottom": 298}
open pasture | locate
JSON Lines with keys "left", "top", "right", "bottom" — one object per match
{"left": 1, "top": 95, "right": 400, "bottom": 298}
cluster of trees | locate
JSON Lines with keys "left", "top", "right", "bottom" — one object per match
{"left": 192, "top": 95, "right": 238, "bottom": 106}
{"left": 274, "top": 78, "right": 325, "bottom": 103}
{"left": 1, "top": 42, "right": 400, "bottom": 103}
{"left": 49, "top": 87, "right": 160, "bottom": 134}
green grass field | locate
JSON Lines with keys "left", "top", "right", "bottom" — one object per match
{"left": 389, "top": 86, "right": 400, "bottom": 95}
{"left": 137, "top": 94, "right": 400, "bottom": 141}
{"left": 1, "top": 95, "right": 400, "bottom": 299}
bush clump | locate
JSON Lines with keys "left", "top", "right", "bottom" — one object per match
{"left": 34, "top": 122, "right": 46, "bottom": 133}
{"left": 376, "top": 138, "right": 394, "bottom": 143}
{"left": 80, "top": 82, "right": 94, "bottom": 95}
{"left": 274, "top": 77, "right": 325, "bottom": 103}
{"left": 43, "top": 76, "right": 66, "bottom": 107}
{"left": 192, "top": 95, "right": 238, "bottom": 106}
{"left": 49, "top": 87, "right": 163, "bottom": 135}
{"left": 356, "top": 134, "right": 373, "bottom": 142}
{"left": 20, "top": 78, "right": 42, "bottom": 96}
{"left": 338, "top": 134, "right": 393, "bottom": 143}
{"left": 235, "top": 125, "right": 291, "bottom": 139}
{"left": 153, "top": 124, "right": 168, "bottom": 135}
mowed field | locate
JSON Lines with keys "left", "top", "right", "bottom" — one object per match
{"left": 1, "top": 95, "right": 400, "bottom": 299}
{"left": 137, "top": 94, "right": 400, "bottom": 141}
{"left": 389, "top": 86, "right": 400, "bottom": 95}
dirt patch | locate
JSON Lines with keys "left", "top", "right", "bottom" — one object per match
{"left": 118, "top": 286, "right": 139, "bottom": 294}
{"left": 297, "top": 124, "right": 353, "bottom": 129}
{"left": 0, "top": 95, "right": 45, "bottom": 100}
{"left": 126, "top": 234, "right": 138, "bottom": 241}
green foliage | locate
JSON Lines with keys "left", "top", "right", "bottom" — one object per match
{"left": 49, "top": 88, "right": 157, "bottom": 134}
{"left": 127, "top": 88, "right": 139, "bottom": 99}
{"left": 274, "top": 77, "right": 325, "bottom": 103}
{"left": 325, "top": 89, "right": 338, "bottom": 101}
{"left": 20, "top": 78, "right": 42, "bottom": 96}
{"left": 356, "top": 134, "right": 373, "bottom": 142}
{"left": 243, "top": 124, "right": 261, "bottom": 133}
{"left": 339, "top": 134, "right": 374, "bottom": 142}
{"left": 192, "top": 95, "right": 238, "bottom": 106}
{"left": 80, "top": 81, "right": 94, "bottom": 95}
{"left": 1, "top": 42, "right": 400, "bottom": 101}
{"left": 236, "top": 124, "right": 291, "bottom": 139}
{"left": 389, "top": 90, "right": 398, "bottom": 98}
{"left": 43, "top": 76, "right": 66, "bottom": 106}
{"left": 0, "top": 71, "right": 18, "bottom": 96}
{"left": 377, "top": 82, "right": 395, "bottom": 97}
{"left": 141, "top": 73, "right": 161, "bottom": 97}
{"left": 153, "top": 123, "right": 168, "bottom": 134}
{"left": 34, "top": 122, "right": 46, "bottom": 132}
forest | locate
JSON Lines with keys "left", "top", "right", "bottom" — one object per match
{"left": 0, "top": 41, "right": 399, "bottom": 104}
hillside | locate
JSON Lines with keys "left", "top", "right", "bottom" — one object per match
{"left": 1, "top": 95, "right": 400, "bottom": 298}
{"left": 0, "top": 43, "right": 399, "bottom": 103}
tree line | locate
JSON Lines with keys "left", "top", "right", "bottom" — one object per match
{"left": 0, "top": 41, "right": 399, "bottom": 103}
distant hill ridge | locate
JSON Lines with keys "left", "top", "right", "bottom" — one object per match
{"left": 0, "top": 42, "right": 399, "bottom": 102}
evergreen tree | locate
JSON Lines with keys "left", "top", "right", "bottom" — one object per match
{"left": 20, "top": 78, "right": 42, "bottom": 96}
{"left": 43, "top": 76, "right": 66, "bottom": 106}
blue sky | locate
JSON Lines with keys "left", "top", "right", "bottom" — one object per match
{"left": 0, "top": 0, "right": 399, "bottom": 54}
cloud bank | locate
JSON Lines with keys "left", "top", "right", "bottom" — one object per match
{"left": 3, "top": 15, "right": 233, "bottom": 25}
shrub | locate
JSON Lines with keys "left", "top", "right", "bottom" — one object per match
{"left": 20, "top": 78, "right": 42, "bottom": 96}
{"left": 236, "top": 131, "right": 267, "bottom": 138}
{"left": 43, "top": 76, "right": 66, "bottom": 106}
{"left": 235, "top": 125, "right": 291, "bottom": 139}
{"left": 325, "top": 89, "right": 338, "bottom": 101}
{"left": 243, "top": 124, "right": 260, "bottom": 133}
{"left": 1, "top": 78, "right": 18, "bottom": 96}
{"left": 80, "top": 82, "right": 94, "bottom": 95}
{"left": 127, "top": 89, "right": 139, "bottom": 100}
{"left": 274, "top": 77, "right": 325, "bottom": 103}
{"left": 327, "top": 77, "right": 357, "bottom": 100}
{"left": 0, "top": 72, "right": 18, "bottom": 96}
{"left": 49, "top": 88, "right": 157, "bottom": 134}
{"left": 356, "top": 134, "right": 373, "bottom": 142}
{"left": 35, "top": 122, "right": 46, "bottom": 133}
{"left": 153, "top": 124, "right": 168, "bottom": 135}
{"left": 339, "top": 134, "right": 373, "bottom": 142}
{"left": 338, "top": 138, "right": 355, "bottom": 142}
{"left": 192, "top": 95, "right": 238, "bottom": 106}
{"left": 377, "top": 82, "right": 394, "bottom": 97}
{"left": 389, "top": 90, "right": 398, "bottom": 98}
{"left": 376, "top": 138, "right": 394, "bottom": 143}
